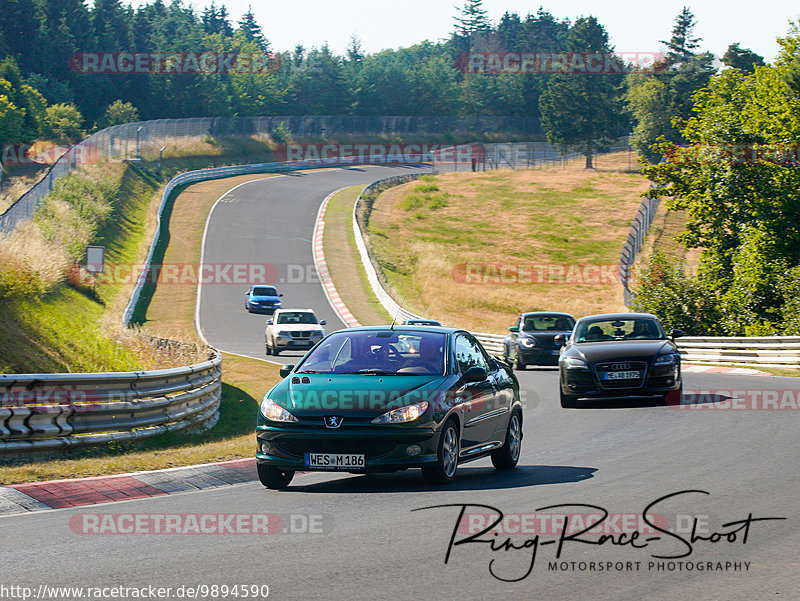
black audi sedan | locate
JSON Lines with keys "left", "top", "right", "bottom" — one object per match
{"left": 256, "top": 326, "right": 523, "bottom": 489}
{"left": 556, "top": 313, "right": 683, "bottom": 407}
{"left": 503, "top": 312, "right": 575, "bottom": 369}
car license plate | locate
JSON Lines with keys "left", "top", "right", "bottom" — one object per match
{"left": 304, "top": 453, "right": 365, "bottom": 470}
{"left": 551, "top": 350, "right": 560, "bottom": 355}
{"left": 603, "top": 371, "right": 641, "bottom": 380}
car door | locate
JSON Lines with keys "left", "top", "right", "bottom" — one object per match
{"left": 453, "top": 333, "right": 498, "bottom": 451}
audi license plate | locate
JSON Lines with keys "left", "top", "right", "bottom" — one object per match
{"left": 304, "top": 453, "right": 365, "bottom": 470}
{"left": 603, "top": 371, "right": 641, "bottom": 380}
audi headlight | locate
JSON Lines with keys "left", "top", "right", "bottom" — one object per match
{"left": 371, "top": 401, "right": 429, "bottom": 424}
{"left": 519, "top": 337, "right": 537, "bottom": 348}
{"left": 260, "top": 397, "right": 298, "bottom": 422}
{"left": 653, "top": 353, "right": 677, "bottom": 366}
{"left": 563, "top": 356, "right": 588, "bottom": 369}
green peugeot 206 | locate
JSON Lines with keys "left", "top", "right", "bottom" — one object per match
{"left": 256, "top": 326, "right": 523, "bottom": 489}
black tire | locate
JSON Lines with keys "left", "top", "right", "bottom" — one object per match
{"left": 560, "top": 388, "right": 579, "bottom": 408}
{"left": 515, "top": 351, "right": 526, "bottom": 371}
{"left": 272, "top": 347, "right": 280, "bottom": 356}
{"left": 257, "top": 463, "right": 294, "bottom": 489}
{"left": 265, "top": 342, "right": 272, "bottom": 355}
{"left": 491, "top": 410, "right": 522, "bottom": 469}
{"left": 422, "top": 419, "right": 460, "bottom": 484}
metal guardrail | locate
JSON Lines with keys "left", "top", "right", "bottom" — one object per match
{"left": 0, "top": 115, "right": 542, "bottom": 235}
{"left": 351, "top": 167, "right": 507, "bottom": 356}
{"left": 676, "top": 337, "right": 800, "bottom": 368}
{"left": 0, "top": 350, "right": 222, "bottom": 454}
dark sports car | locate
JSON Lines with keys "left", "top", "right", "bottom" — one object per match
{"left": 557, "top": 313, "right": 683, "bottom": 408}
{"left": 503, "top": 312, "right": 575, "bottom": 369}
{"left": 256, "top": 326, "right": 523, "bottom": 489}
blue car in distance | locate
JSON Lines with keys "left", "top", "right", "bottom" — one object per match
{"left": 245, "top": 286, "right": 283, "bottom": 314}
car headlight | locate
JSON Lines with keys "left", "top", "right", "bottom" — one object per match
{"left": 371, "top": 401, "right": 429, "bottom": 424}
{"left": 563, "top": 356, "right": 588, "bottom": 369}
{"left": 653, "top": 353, "right": 678, "bottom": 366}
{"left": 260, "top": 397, "right": 298, "bottom": 422}
{"left": 277, "top": 331, "right": 291, "bottom": 337}
{"left": 310, "top": 330, "right": 323, "bottom": 338}
{"left": 519, "top": 337, "right": 537, "bottom": 348}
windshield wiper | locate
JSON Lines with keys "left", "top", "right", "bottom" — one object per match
{"left": 295, "top": 370, "right": 322, "bottom": 374}
{"left": 342, "top": 369, "right": 398, "bottom": 375}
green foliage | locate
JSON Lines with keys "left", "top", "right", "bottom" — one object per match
{"left": 45, "top": 103, "right": 84, "bottom": 142}
{"left": 626, "top": 8, "right": 717, "bottom": 163}
{"left": 722, "top": 43, "right": 765, "bottom": 74}
{"left": 632, "top": 253, "right": 722, "bottom": 335}
{"left": 95, "top": 100, "right": 140, "bottom": 129}
{"left": 539, "top": 17, "right": 627, "bottom": 167}
{"left": 642, "top": 25, "right": 800, "bottom": 335}
{"left": 270, "top": 122, "right": 293, "bottom": 144}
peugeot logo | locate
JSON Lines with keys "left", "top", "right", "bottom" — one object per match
{"left": 324, "top": 416, "right": 343, "bottom": 428}
{"left": 611, "top": 363, "right": 631, "bottom": 371}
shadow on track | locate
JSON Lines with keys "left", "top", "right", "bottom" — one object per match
{"left": 283, "top": 464, "right": 597, "bottom": 494}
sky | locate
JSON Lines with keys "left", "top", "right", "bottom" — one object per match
{"left": 157, "top": 0, "right": 800, "bottom": 62}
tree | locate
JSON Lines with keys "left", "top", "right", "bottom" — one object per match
{"left": 660, "top": 6, "right": 702, "bottom": 64}
{"left": 453, "top": 0, "right": 490, "bottom": 37}
{"left": 95, "top": 100, "right": 140, "bottom": 129}
{"left": 643, "top": 43, "right": 800, "bottom": 334}
{"left": 202, "top": 3, "right": 233, "bottom": 37}
{"left": 45, "top": 103, "right": 84, "bottom": 142}
{"left": 237, "top": 6, "right": 268, "bottom": 53}
{"left": 538, "top": 17, "right": 626, "bottom": 168}
{"left": 626, "top": 7, "right": 716, "bottom": 162}
{"left": 722, "top": 43, "right": 765, "bottom": 74}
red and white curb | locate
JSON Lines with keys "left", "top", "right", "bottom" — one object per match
{"left": 0, "top": 458, "right": 257, "bottom": 516}
{"left": 683, "top": 364, "right": 772, "bottom": 376}
{"left": 312, "top": 188, "right": 361, "bottom": 328}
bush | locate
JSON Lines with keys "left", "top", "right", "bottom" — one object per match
{"left": 45, "top": 103, "right": 84, "bottom": 142}
{"left": 270, "top": 122, "right": 293, "bottom": 145}
{"left": 94, "top": 100, "right": 140, "bottom": 130}
{"left": 631, "top": 252, "right": 722, "bottom": 335}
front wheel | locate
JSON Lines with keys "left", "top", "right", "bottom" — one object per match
{"left": 560, "top": 388, "right": 579, "bottom": 408}
{"left": 422, "top": 420, "right": 460, "bottom": 484}
{"left": 514, "top": 350, "right": 526, "bottom": 371}
{"left": 257, "top": 463, "right": 294, "bottom": 489}
{"left": 491, "top": 411, "right": 522, "bottom": 469}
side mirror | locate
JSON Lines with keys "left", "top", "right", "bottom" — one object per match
{"left": 462, "top": 366, "right": 488, "bottom": 383}
{"left": 279, "top": 293, "right": 284, "bottom": 297}
{"left": 554, "top": 333, "right": 568, "bottom": 347}
{"left": 508, "top": 326, "right": 520, "bottom": 333}
{"left": 319, "top": 320, "right": 326, "bottom": 326}
{"left": 279, "top": 364, "right": 295, "bottom": 378}
{"left": 670, "top": 329, "right": 684, "bottom": 339}
{"left": 266, "top": 318, "right": 273, "bottom": 325}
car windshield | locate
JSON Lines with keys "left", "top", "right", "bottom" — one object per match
{"left": 573, "top": 318, "right": 665, "bottom": 342}
{"left": 296, "top": 330, "right": 447, "bottom": 376}
{"left": 522, "top": 315, "right": 575, "bottom": 332}
{"left": 252, "top": 287, "right": 277, "bottom": 296}
{"left": 276, "top": 312, "right": 318, "bottom": 324}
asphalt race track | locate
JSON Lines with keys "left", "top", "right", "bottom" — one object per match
{"left": 2, "top": 166, "right": 798, "bottom": 601}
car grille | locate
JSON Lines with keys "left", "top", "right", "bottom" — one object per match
{"left": 275, "top": 439, "right": 397, "bottom": 459}
{"left": 595, "top": 361, "right": 648, "bottom": 389}
{"left": 291, "top": 331, "right": 312, "bottom": 339}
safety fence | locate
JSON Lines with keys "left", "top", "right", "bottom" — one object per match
{"left": 0, "top": 349, "right": 221, "bottom": 455}
{"left": 619, "top": 194, "right": 660, "bottom": 305}
{"left": 0, "top": 115, "right": 541, "bottom": 235}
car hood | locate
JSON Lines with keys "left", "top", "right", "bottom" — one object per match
{"left": 273, "top": 323, "right": 323, "bottom": 331}
{"left": 570, "top": 340, "right": 676, "bottom": 362}
{"left": 269, "top": 374, "right": 450, "bottom": 416}
{"left": 250, "top": 295, "right": 280, "bottom": 301}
